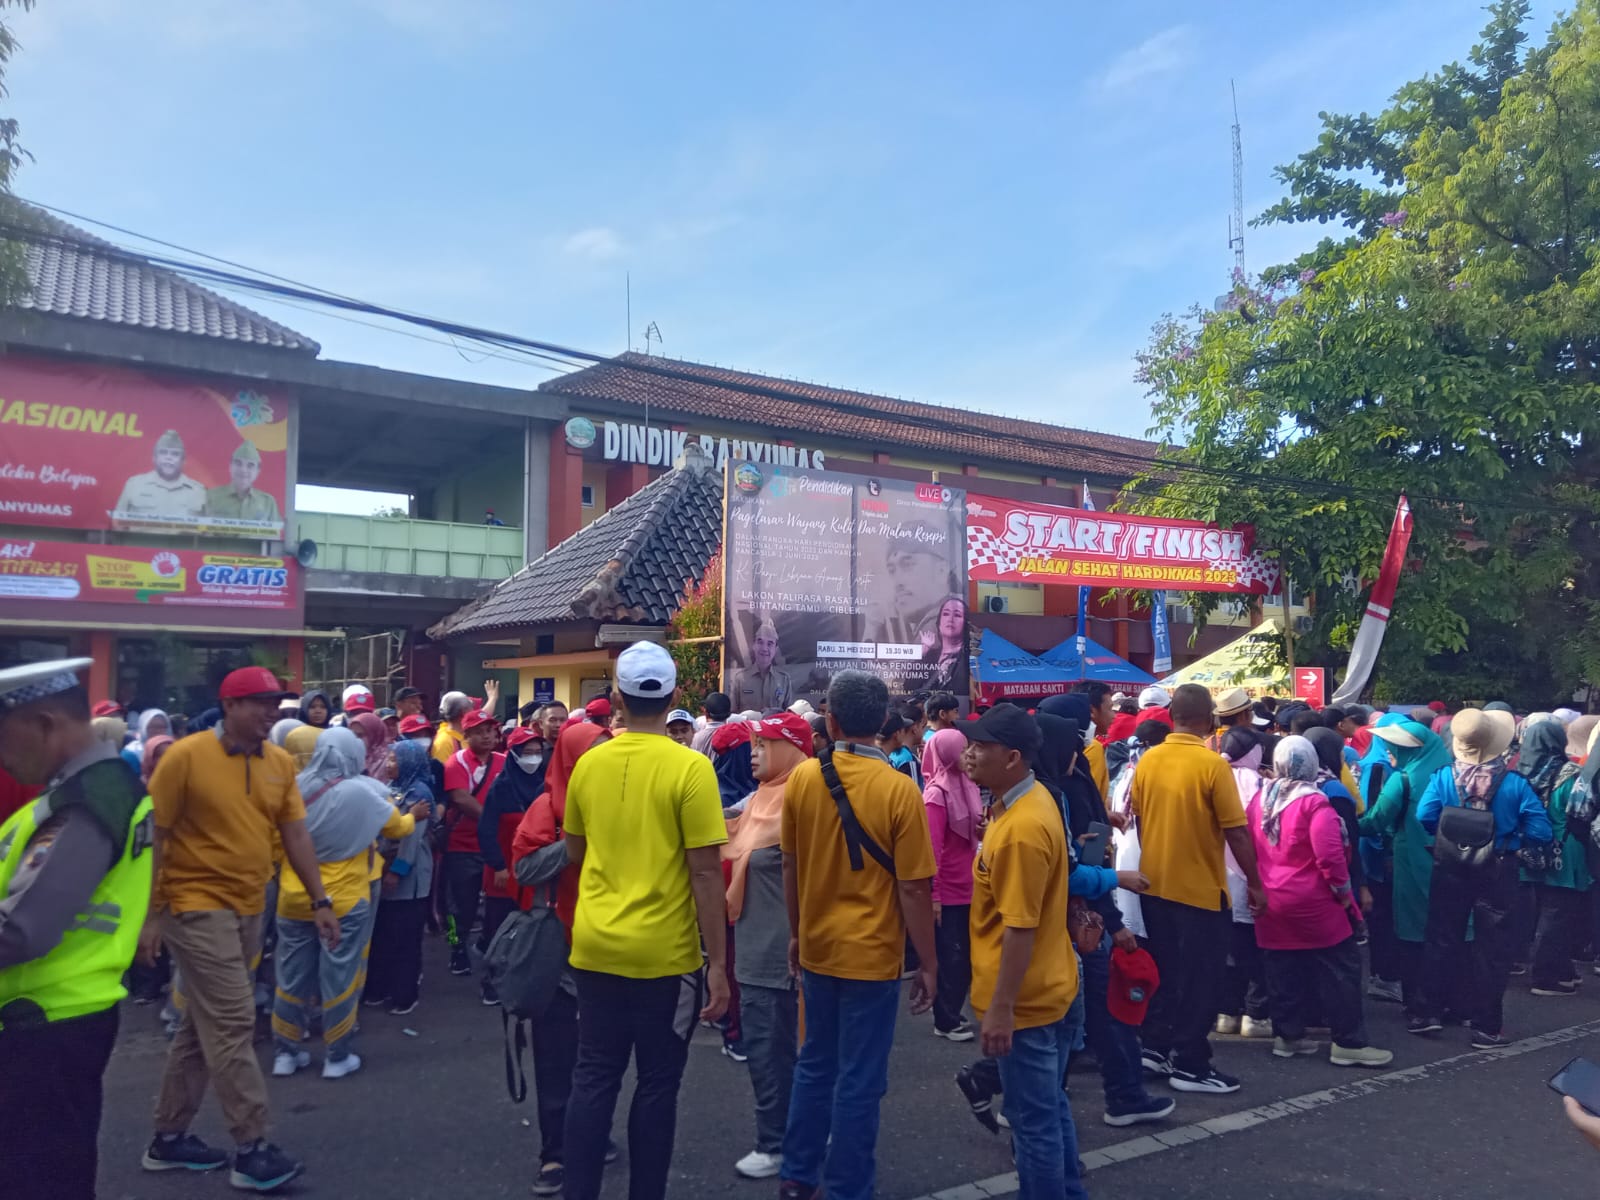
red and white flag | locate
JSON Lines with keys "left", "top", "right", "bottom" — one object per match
{"left": 1332, "top": 495, "right": 1413, "bottom": 705}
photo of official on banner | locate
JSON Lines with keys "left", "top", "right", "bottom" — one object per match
{"left": 966, "top": 493, "right": 1280, "bottom": 594}
{"left": 0, "top": 357, "right": 290, "bottom": 538}
{"left": 722, "top": 464, "right": 968, "bottom": 708}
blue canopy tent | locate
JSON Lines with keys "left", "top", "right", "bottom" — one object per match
{"left": 1041, "top": 636, "right": 1156, "bottom": 689}
{"left": 973, "top": 629, "right": 1084, "bottom": 702}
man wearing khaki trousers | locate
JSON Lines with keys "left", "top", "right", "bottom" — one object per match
{"left": 136, "top": 667, "right": 340, "bottom": 1194}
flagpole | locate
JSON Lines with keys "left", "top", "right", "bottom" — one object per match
{"left": 1281, "top": 582, "right": 1296, "bottom": 683}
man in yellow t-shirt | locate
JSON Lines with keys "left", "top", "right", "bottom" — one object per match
{"left": 1130, "top": 682, "right": 1265, "bottom": 1097}
{"left": 561, "top": 642, "right": 728, "bottom": 1200}
{"left": 140, "top": 667, "right": 339, "bottom": 1192}
{"left": 962, "top": 703, "right": 1087, "bottom": 1200}
{"left": 778, "top": 669, "right": 937, "bottom": 1200}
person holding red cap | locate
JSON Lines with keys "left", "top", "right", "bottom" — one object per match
{"left": 724, "top": 713, "right": 812, "bottom": 1180}
{"left": 441, "top": 707, "right": 506, "bottom": 982}
{"left": 138, "top": 666, "right": 337, "bottom": 1192}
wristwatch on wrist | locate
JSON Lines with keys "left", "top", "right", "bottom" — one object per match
{"left": 312, "top": 897, "right": 334, "bottom": 911}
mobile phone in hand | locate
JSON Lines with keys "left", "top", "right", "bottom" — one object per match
{"left": 1078, "top": 821, "right": 1113, "bottom": 868}
{"left": 1549, "top": 1056, "right": 1600, "bottom": 1116}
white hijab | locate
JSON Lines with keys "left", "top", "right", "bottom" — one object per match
{"left": 294, "top": 727, "right": 399, "bottom": 862}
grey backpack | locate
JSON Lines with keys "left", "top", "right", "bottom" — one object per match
{"left": 484, "top": 890, "right": 568, "bottom": 1102}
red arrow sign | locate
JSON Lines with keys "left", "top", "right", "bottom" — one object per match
{"left": 1294, "top": 667, "right": 1326, "bottom": 708}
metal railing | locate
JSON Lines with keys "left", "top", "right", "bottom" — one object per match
{"left": 295, "top": 512, "right": 523, "bottom": 579}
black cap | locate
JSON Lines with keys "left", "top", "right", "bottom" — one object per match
{"left": 962, "top": 703, "right": 1042, "bottom": 756}
{"left": 394, "top": 687, "right": 423, "bottom": 702}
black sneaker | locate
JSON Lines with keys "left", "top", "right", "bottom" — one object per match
{"left": 934, "top": 1019, "right": 977, "bottom": 1042}
{"left": 229, "top": 1141, "right": 304, "bottom": 1192}
{"left": 1140, "top": 1048, "right": 1174, "bottom": 1077}
{"left": 954, "top": 1063, "right": 1000, "bottom": 1134}
{"left": 481, "top": 979, "right": 500, "bottom": 1006}
{"left": 1103, "top": 1094, "right": 1176, "bottom": 1126}
{"left": 1532, "top": 982, "right": 1579, "bottom": 996}
{"left": 1470, "top": 1030, "right": 1511, "bottom": 1050}
{"left": 778, "top": 1182, "right": 819, "bottom": 1200}
{"left": 531, "top": 1162, "right": 564, "bottom": 1196}
{"left": 142, "top": 1133, "right": 228, "bottom": 1173}
{"left": 1169, "top": 1066, "right": 1241, "bottom": 1094}
{"left": 1509, "top": 962, "right": 1529, "bottom": 977}
{"left": 1407, "top": 1015, "right": 1443, "bottom": 1036}
{"left": 721, "top": 1040, "right": 749, "bottom": 1062}
{"left": 449, "top": 949, "right": 472, "bottom": 977}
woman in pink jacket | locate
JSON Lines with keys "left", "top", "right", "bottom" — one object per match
{"left": 1249, "top": 736, "right": 1393, "bottom": 1069}
{"left": 923, "top": 728, "right": 982, "bottom": 1041}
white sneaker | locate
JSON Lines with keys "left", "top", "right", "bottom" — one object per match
{"left": 1272, "top": 1036, "right": 1319, "bottom": 1059}
{"left": 1214, "top": 1014, "right": 1242, "bottom": 1035}
{"left": 272, "top": 1050, "right": 309, "bottom": 1077}
{"left": 1330, "top": 1043, "right": 1394, "bottom": 1068}
{"left": 322, "top": 1052, "right": 363, "bottom": 1080}
{"left": 733, "top": 1150, "right": 782, "bottom": 1179}
{"left": 1240, "top": 1016, "right": 1273, "bottom": 1039}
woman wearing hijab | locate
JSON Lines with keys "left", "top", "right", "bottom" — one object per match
{"left": 1305, "top": 727, "right": 1366, "bottom": 902}
{"left": 269, "top": 717, "right": 303, "bottom": 748}
{"left": 1352, "top": 714, "right": 1413, "bottom": 1004}
{"left": 1359, "top": 719, "right": 1454, "bottom": 1016}
{"left": 126, "top": 707, "right": 170, "bottom": 761}
{"left": 1039, "top": 692, "right": 1109, "bottom": 800}
{"left": 711, "top": 721, "right": 757, "bottom": 810}
{"left": 298, "top": 689, "right": 332, "bottom": 729}
{"left": 140, "top": 735, "right": 175, "bottom": 788}
{"left": 509, "top": 723, "right": 611, "bottom": 1198}
{"left": 724, "top": 714, "right": 813, "bottom": 1181}
{"left": 347, "top": 711, "right": 395, "bottom": 782}
{"left": 1216, "top": 727, "right": 1272, "bottom": 1039}
{"left": 474, "top": 728, "right": 547, "bottom": 1005}
{"left": 284, "top": 723, "right": 323, "bottom": 770}
{"left": 272, "top": 728, "right": 428, "bottom": 1079}
{"left": 922, "top": 727, "right": 982, "bottom": 1041}
{"left": 1411, "top": 709, "right": 1553, "bottom": 1047}
{"left": 1248, "top": 736, "right": 1392, "bottom": 1067}
{"left": 363, "top": 738, "right": 436, "bottom": 1015}
{"left": 1033, "top": 712, "right": 1172, "bottom": 1125}
{"left": 1520, "top": 719, "right": 1593, "bottom": 996}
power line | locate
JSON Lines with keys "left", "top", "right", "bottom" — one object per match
{"left": 4, "top": 209, "right": 1591, "bottom": 523}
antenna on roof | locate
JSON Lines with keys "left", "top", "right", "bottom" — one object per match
{"left": 1228, "top": 80, "right": 1245, "bottom": 274}
{"left": 626, "top": 273, "right": 631, "bottom": 352}
{"left": 643, "top": 322, "right": 661, "bottom": 356}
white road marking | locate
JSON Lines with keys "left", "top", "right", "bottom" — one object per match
{"left": 908, "top": 1018, "right": 1600, "bottom": 1200}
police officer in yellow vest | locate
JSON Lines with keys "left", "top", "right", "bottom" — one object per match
{"left": 0, "top": 658, "right": 153, "bottom": 1200}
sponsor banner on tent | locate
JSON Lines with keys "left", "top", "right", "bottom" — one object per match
{"left": 0, "top": 538, "right": 298, "bottom": 611}
{"left": 723, "top": 465, "right": 968, "bottom": 707}
{"left": 966, "top": 494, "right": 1279, "bottom": 595}
{"left": 0, "top": 356, "right": 290, "bottom": 538}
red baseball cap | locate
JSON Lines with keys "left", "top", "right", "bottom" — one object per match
{"left": 461, "top": 709, "right": 496, "bottom": 732}
{"left": 1107, "top": 946, "right": 1160, "bottom": 1026}
{"left": 710, "top": 721, "right": 752, "bottom": 754}
{"left": 219, "top": 666, "right": 293, "bottom": 700}
{"left": 506, "top": 727, "right": 542, "bottom": 751}
{"left": 91, "top": 700, "right": 124, "bottom": 718}
{"left": 755, "top": 713, "right": 814, "bottom": 756}
{"left": 585, "top": 697, "right": 612, "bottom": 718}
{"left": 398, "top": 714, "right": 434, "bottom": 736}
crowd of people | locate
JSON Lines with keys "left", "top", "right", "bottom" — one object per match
{"left": 2, "top": 649, "right": 1598, "bottom": 1199}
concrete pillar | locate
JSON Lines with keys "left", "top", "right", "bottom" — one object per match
{"left": 547, "top": 426, "right": 586, "bottom": 546}
{"left": 523, "top": 419, "right": 551, "bottom": 564}
{"left": 88, "top": 631, "right": 114, "bottom": 703}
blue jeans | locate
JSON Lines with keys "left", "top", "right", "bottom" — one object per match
{"left": 997, "top": 1015, "right": 1089, "bottom": 1200}
{"left": 780, "top": 970, "right": 900, "bottom": 1200}
{"left": 1081, "top": 935, "right": 1151, "bottom": 1111}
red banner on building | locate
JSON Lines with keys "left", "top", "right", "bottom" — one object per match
{"left": 0, "top": 538, "right": 298, "bottom": 610}
{"left": 0, "top": 356, "right": 290, "bottom": 537}
{"left": 965, "top": 494, "right": 1280, "bottom": 595}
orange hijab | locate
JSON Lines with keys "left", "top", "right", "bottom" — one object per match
{"left": 723, "top": 736, "right": 809, "bottom": 921}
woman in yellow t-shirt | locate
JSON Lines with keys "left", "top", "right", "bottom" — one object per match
{"left": 272, "top": 728, "right": 427, "bottom": 1080}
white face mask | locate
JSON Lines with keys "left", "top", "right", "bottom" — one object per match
{"left": 514, "top": 753, "right": 544, "bottom": 774}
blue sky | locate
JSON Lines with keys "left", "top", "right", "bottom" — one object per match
{"left": 9, "top": 1, "right": 1542, "bottom": 450}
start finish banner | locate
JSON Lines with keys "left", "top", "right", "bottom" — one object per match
{"left": 0, "top": 356, "right": 290, "bottom": 538}
{"left": 0, "top": 538, "right": 298, "bottom": 610}
{"left": 966, "top": 494, "right": 1281, "bottom": 595}
{"left": 723, "top": 464, "right": 969, "bottom": 709}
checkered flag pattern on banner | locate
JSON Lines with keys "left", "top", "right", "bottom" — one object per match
{"left": 967, "top": 526, "right": 1024, "bottom": 574}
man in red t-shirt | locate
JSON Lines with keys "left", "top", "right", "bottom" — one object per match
{"left": 441, "top": 709, "right": 505, "bottom": 978}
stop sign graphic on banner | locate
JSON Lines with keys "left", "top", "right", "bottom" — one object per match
{"left": 1294, "top": 667, "right": 1326, "bottom": 708}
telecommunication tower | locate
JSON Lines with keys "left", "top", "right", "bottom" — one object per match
{"left": 1228, "top": 80, "right": 1245, "bottom": 273}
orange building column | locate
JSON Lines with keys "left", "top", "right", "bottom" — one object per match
{"left": 1114, "top": 594, "right": 1132, "bottom": 659}
{"left": 87, "top": 631, "right": 114, "bottom": 703}
{"left": 547, "top": 428, "right": 587, "bottom": 544}
{"left": 605, "top": 462, "right": 651, "bottom": 508}
{"left": 285, "top": 636, "right": 306, "bottom": 693}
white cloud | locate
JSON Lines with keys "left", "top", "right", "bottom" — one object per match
{"left": 1095, "top": 25, "right": 1193, "bottom": 95}
{"left": 560, "top": 227, "right": 627, "bottom": 261}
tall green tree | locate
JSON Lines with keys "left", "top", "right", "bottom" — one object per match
{"left": 0, "top": 0, "right": 36, "bottom": 303}
{"left": 1135, "top": 0, "right": 1600, "bottom": 707}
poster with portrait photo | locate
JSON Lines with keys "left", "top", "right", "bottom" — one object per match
{"left": 722, "top": 463, "right": 968, "bottom": 712}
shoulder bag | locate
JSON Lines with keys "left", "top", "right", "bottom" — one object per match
{"left": 819, "top": 747, "right": 895, "bottom": 876}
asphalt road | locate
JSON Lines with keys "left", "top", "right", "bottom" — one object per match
{"left": 93, "top": 935, "right": 1600, "bottom": 1199}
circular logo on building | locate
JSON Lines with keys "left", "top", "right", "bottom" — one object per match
{"left": 564, "top": 417, "right": 597, "bottom": 450}
{"left": 733, "top": 463, "right": 764, "bottom": 493}
{"left": 150, "top": 551, "right": 182, "bottom": 578}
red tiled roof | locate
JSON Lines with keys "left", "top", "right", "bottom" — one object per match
{"left": 540, "top": 352, "right": 1164, "bottom": 479}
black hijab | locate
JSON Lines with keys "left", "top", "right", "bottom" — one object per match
{"left": 1304, "top": 727, "right": 1347, "bottom": 779}
{"left": 714, "top": 742, "right": 757, "bottom": 808}
{"left": 1034, "top": 712, "right": 1105, "bottom": 836}
{"left": 299, "top": 689, "right": 332, "bottom": 728}
{"left": 487, "top": 739, "right": 549, "bottom": 814}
